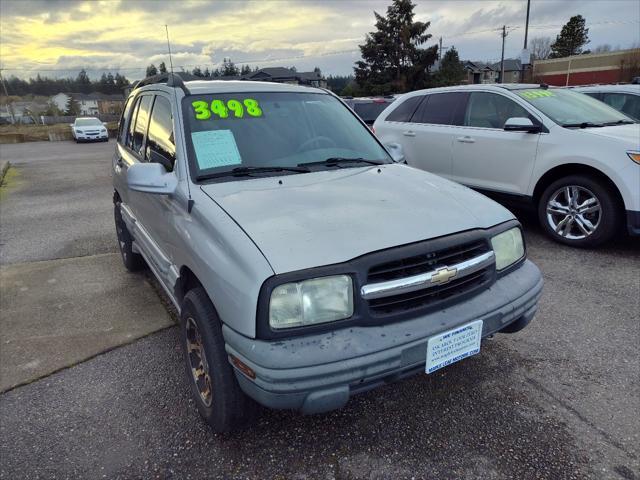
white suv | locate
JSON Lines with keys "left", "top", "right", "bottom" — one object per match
{"left": 374, "top": 84, "right": 640, "bottom": 247}
{"left": 573, "top": 84, "right": 640, "bottom": 121}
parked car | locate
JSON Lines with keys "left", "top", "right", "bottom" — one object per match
{"left": 374, "top": 84, "right": 640, "bottom": 247}
{"left": 343, "top": 96, "right": 396, "bottom": 126}
{"left": 112, "top": 74, "right": 543, "bottom": 432}
{"left": 572, "top": 84, "right": 640, "bottom": 121}
{"left": 70, "top": 117, "right": 108, "bottom": 142}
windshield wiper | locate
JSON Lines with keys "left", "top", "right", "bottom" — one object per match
{"left": 299, "top": 157, "right": 384, "bottom": 168}
{"left": 198, "top": 165, "right": 310, "bottom": 180}
{"left": 562, "top": 122, "right": 604, "bottom": 128}
{"left": 601, "top": 119, "right": 636, "bottom": 126}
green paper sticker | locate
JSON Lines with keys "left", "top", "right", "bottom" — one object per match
{"left": 191, "top": 130, "right": 242, "bottom": 169}
{"left": 192, "top": 98, "right": 263, "bottom": 120}
{"left": 519, "top": 90, "right": 555, "bottom": 99}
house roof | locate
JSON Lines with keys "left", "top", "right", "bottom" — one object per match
{"left": 490, "top": 59, "right": 522, "bottom": 71}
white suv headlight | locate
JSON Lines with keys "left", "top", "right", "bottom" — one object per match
{"left": 491, "top": 227, "right": 525, "bottom": 270}
{"left": 269, "top": 275, "right": 353, "bottom": 329}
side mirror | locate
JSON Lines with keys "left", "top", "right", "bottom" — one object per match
{"left": 127, "top": 162, "right": 177, "bottom": 195}
{"left": 148, "top": 148, "right": 174, "bottom": 172}
{"left": 504, "top": 117, "right": 540, "bottom": 133}
{"left": 69, "top": 123, "right": 74, "bottom": 127}
{"left": 103, "top": 122, "right": 108, "bottom": 126}
{"left": 385, "top": 142, "right": 406, "bottom": 163}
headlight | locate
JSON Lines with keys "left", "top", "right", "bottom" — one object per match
{"left": 269, "top": 275, "right": 353, "bottom": 329}
{"left": 627, "top": 151, "right": 640, "bottom": 165}
{"left": 491, "top": 227, "right": 525, "bottom": 270}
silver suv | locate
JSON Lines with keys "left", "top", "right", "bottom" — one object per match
{"left": 112, "top": 74, "right": 543, "bottom": 432}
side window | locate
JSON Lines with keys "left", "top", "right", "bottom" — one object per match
{"left": 412, "top": 92, "right": 468, "bottom": 126}
{"left": 117, "top": 97, "right": 134, "bottom": 145}
{"left": 145, "top": 96, "right": 176, "bottom": 171}
{"left": 464, "top": 92, "right": 531, "bottom": 129}
{"left": 385, "top": 95, "right": 424, "bottom": 122}
{"left": 131, "top": 95, "right": 153, "bottom": 156}
{"left": 126, "top": 97, "right": 141, "bottom": 150}
{"left": 602, "top": 93, "right": 640, "bottom": 119}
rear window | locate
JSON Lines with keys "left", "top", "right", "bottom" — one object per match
{"left": 353, "top": 102, "right": 392, "bottom": 123}
{"left": 385, "top": 95, "right": 424, "bottom": 122}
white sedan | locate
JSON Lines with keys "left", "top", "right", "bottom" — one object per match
{"left": 70, "top": 117, "right": 109, "bottom": 142}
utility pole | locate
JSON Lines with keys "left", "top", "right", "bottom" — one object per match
{"left": 521, "top": 0, "right": 531, "bottom": 82}
{"left": 439, "top": 37, "right": 443, "bottom": 61}
{"left": 500, "top": 25, "right": 507, "bottom": 83}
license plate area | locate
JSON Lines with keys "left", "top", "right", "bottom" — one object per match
{"left": 426, "top": 320, "right": 483, "bottom": 374}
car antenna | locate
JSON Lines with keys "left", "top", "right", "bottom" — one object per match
{"left": 165, "top": 24, "right": 194, "bottom": 214}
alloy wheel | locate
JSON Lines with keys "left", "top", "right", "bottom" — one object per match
{"left": 185, "top": 317, "right": 213, "bottom": 407}
{"left": 546, "top": 185, "right": 601, "bottom": 240}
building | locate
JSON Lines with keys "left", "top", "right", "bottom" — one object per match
{"left": 463, "top": 61, "right": 498, "bottom": 84}
{"left": 491, "top": 59, "right": 522, "bottom": 83}
{"left": 462, "top": 59, "right": 523, "bottom": 84}
{"left": 532, "top": 48, "right": 640, "bottom": 86}
{"left": 50, "top": 92, "right": 125, "bottom": 116}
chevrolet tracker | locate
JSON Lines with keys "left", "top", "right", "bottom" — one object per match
{"left": 112, "top": 74, "right": 543, "bottom": 432}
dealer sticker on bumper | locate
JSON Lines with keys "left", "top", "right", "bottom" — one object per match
{"left": 426, "top": 320, "right": 483, "bottom": 374}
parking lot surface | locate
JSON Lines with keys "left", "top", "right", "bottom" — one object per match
{"left": 0, "top": 141, "right": 638, "bottom": 479}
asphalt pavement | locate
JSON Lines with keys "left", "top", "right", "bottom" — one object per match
{"left": 0, "top": 141, "right": 638, "bottom": 479}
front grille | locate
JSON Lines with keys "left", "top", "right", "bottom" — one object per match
{"left": 365, "top": 240, "right": 493, "bottom": 316}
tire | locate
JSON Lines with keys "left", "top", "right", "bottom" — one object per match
{"left": 114, "top": 201, "right": 145, "bottom": 271}
{"left": 537, "top": 174, "right": 621, "bottom": 247}
{"left": 180, "top": 287, "right": 256, "bottom": 433}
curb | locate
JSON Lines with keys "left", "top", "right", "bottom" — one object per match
{"left": 0, "top": 160, "right": 10, "bottom": 186}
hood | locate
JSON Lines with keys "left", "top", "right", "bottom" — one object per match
{"left": 200, "top": 164, "right": 513, "bottom": 274}
{"left": 577, "top": 124, "right": 640, "bottom": 147}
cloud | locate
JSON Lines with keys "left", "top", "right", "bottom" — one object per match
{"left": 1, "top": 0, "right": 638, "bottom": 79}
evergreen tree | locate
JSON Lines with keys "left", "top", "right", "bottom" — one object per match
{"left": 203, "top": 67, "right": 211, "bottom": 78}
{"left": 221, "top": 59, "right": 239, "bottom": 76}
{"left": 76, "top": 69, "right": 91, "bottom": 93}
{"left": 354, "top": 0, "right": 437, "bottom": 94}
{"left": 550, "top": 15, "right": 590, "bottom": 58}
{"left": 434, "top": 46, "right": 465, "bottom": 86}
{"left": 114, "top": 73, "right": 130, "bottom": 91}
{"left": 192, "top": 66, "right": 204, "bottom": 77}
{"left": 158, "top": 62, "right": 168, "bottom": 74}
{"left": 146, "top": 64, "right": 158, "bottom": 77}
{"left": 240, "top": 64, "right": 252, "bottom": 75}
{"left": 65, "top": 95, "right": 81, "bottom": 115}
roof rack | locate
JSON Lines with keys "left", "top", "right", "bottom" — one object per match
{"left": 134, "top": 72, "right": 192, "bottom": 95}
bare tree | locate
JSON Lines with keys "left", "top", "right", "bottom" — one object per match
{"left": 593, "top": 44, "right": 612, "bottom": 53}
{"left": 530, "top": 36, "right": 552, "bottom": 60}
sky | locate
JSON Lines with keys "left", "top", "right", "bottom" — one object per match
{"left": 1, "top": 0, "right": 639, "bottom": 80}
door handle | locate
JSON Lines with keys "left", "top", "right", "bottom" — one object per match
{"left": 403, "top": 130, "right": 416, "bottom": 137}
{"left": 456, "top": 136, "right": 475, "bottom": 143}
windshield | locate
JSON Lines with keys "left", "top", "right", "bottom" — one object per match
{"left": 75, "top": 118, "right": 102, "bottom": 127}
{"left": 515, "top": 88, "right": 635, "bottom": 127}
{"left": 183, "top": 92, "right": 391, "bottom": 179}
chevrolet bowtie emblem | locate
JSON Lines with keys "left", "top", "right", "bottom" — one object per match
{"left": 431, "top": 267, "right": 458, "bottom": 285}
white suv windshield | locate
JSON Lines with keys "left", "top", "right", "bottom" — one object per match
{"left": 183, "top": 92, "right": 391, "bottom": 179}
{"left": 75, "top": 118, "right": 102, "bottom": 127}
{"left": 515, "top": 88, "right": 635, "bottom": 127}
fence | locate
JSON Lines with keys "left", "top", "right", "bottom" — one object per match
{"left": 39, "top": 114, "right": 120, "bottom": 125}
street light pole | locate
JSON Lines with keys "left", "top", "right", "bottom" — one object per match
{"left": 500, "top": 25, "right": 506, "bottom": 83}
{"left": 521, "top": 0, "right": 531, "bottom": 82}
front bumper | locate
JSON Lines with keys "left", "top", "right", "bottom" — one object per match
{"left": 75, "top": 132, "right": 108, "bottom": 141}
{"left": 626, "top": 210, "right": 640, "bottom": 236}
{"left": 223, "top": 260, "right": 543, "bottom": 414}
